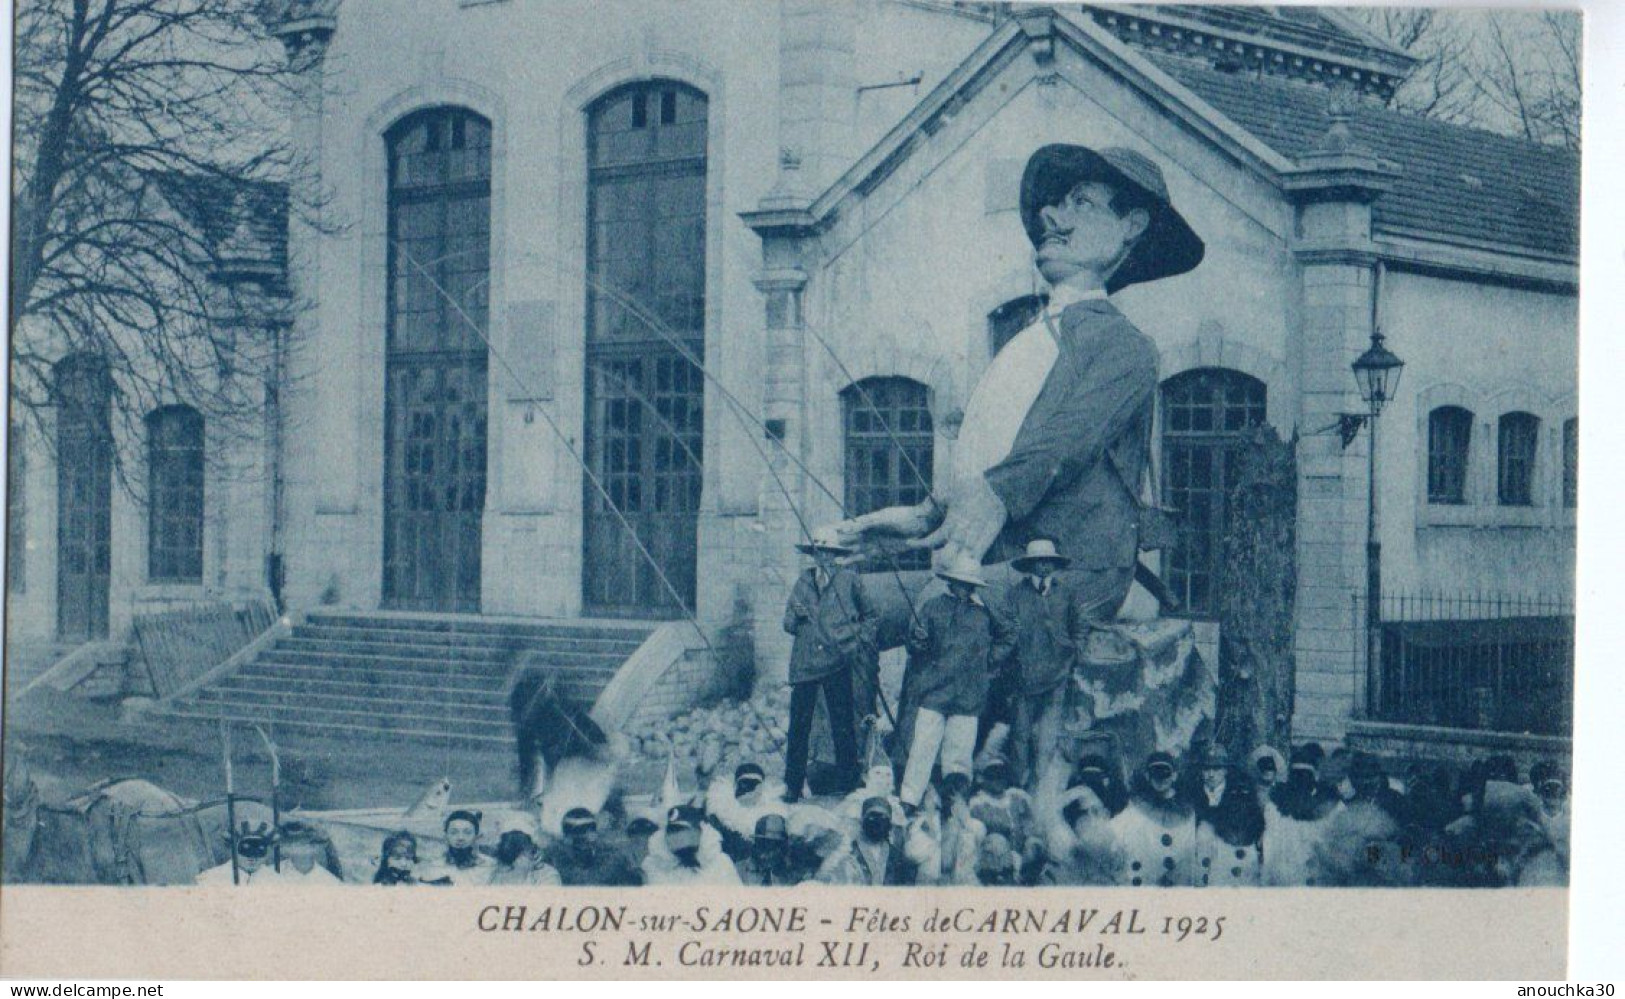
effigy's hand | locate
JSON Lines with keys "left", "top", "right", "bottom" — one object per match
{"left": 816, "top": 500, "right": 945, "bottom": 565}
{"left": 910, "top": 475, "right": 1006, "bottom": 567}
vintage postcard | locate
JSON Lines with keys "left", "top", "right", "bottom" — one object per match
{"left": 0, "top": 0, "right": 1592, "bottom": 981}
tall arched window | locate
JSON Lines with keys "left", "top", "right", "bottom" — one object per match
{"left": 843, "top": 377, "right": 933, "bottom": 571}
{"left": 1497, "top": 411, "right": 1540, "bottom": 507}
{"left": 1161, "top": 368, "right": 1268, "bottom": 615}
{"left": 1427, "top": 405, "right": 1473, "bottom": 505}
{"left": 1562, "top": 417, "right": 1577, "bottom": 509}
{"left": 382, "top": 106, "right": 491, "bottom": 612}
{"left": 147, "top": 406, "right": 204, "bottom": 582}
{"left": 583, "top": 82, "right": 708, "bottom": 615}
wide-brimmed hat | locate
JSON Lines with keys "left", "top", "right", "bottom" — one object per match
{"left": 1019, "top": 144, "right": 1205, "bottom": 294}
{"left": 795, "top": 526, "right": 855, "bottom": 557}
{"left": 753, "top": 814, "right": 789, "bottom": 842}
{"left": 1198, "top": 743, "right": 1232, "bottom": 770}
{"left": 1011, "top": 537, "right": 1071, "bottom": 573}
{"left": 935, "top": 551, "right": 988, "bottom": 588}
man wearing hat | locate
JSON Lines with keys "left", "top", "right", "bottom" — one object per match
{"left": 195, "top": 822, "right": 276, "bottom": 885}
{"left": 643, "top": 804, "right": 741, "bottom": 886}
{"left": 834, "top": 144, "right": 1202, "bottom": 621}
{"left": 817, "top": 796, "right": 917, "bottom": 886}
{"left": 705, "top": 760, "right": 787, "bottom": 861}
{"left": 1109, "top": 751, "right": 1199, "bottom": 887}
{"left": 550, "top": 807, "right": 645, "bottom": 886}
{"left": 737, "top": 814, "right": 799, "bottom": 885}
{"left": 1262, "top": 743, "right": 1341, "bottom": 886}
{"left": 781, "top": 527, "right": 877, "bottom": 802}
{"left": 1344, "top": 751, "right": 1408, "bottom": 828}
{"left": 1189, "top": 744, "right": 1264, "bottom": 887}
{"left": 897, "top": 552, "right": 1014, "bottom": 809}
{"left": 997, "top": 537, "right": 1096, "bottom": 788}
{"left": 265, "top": 820, "right": 345, "bottom": 884}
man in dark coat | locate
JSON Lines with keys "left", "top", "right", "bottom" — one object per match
{"left": 830, "top": 145, "right": 1203, "bottom": 623}
{"left": 996, "top": 537, "right": 1096, "bottom": 788}
{"left": 817, "top": 796, "right": 917, "bottom": 886}
{"left": 548, "top": 808, "right": 644, "bottom": 887}
{"left": 1188, "top": 744, "right": 1265, "bottom": 886}
{"left": 782, "top": 528, "right": 877, "bottom": 802}
{"left": 897, "top": 554, "right": 1013, "bottom": 808}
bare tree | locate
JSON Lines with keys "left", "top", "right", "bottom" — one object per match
{"left": 1348, "top": 8, "right": 1580, "bottom": 152}
{"left": 9, "top": 0, "right": 310, "bottom": 476}
{"left": 1347, "top": 8, "right": 1485, "bottom": 126}
{"left": 1478, "top": 11, "right": 1581, "bottom": 151}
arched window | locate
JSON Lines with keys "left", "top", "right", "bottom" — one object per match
{"left": 587, "top": 81, "right": 708, "bottom": 344}
{"left": 582, "top": 82, "right": 708, "bottom": 614}
{"left": 1161, "top": 368, "right": 1268, "bottom": 615}
{"left": 1427, "top": 406, "right": 1473, "bottom": 505}
{"left": 842, "top": 377, "right": 933, "bottom": 571}
{"left": 382, "top": 107, "right": 491, "bottom": 612}
{"left": 1562, "top": 417, "right": 1577, "bottom": 509}
{"left": 147, "top": 405, "right": 204, "bottom": 583}
{"left": 1497, "top": 412, "right": 1540, "bottom": 507}
{"left": 988, "top": 295, "right": 1045, "bottom": 356}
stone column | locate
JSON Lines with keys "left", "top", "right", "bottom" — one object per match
{"left": 265, "top": 2, "right": 339, "bottom": 610}
{"left": 751, "top": 257, "right": 811, "bottom": 688}
{"left": 1281, "top": 97, "right": 1399, "bottom": 742}
{"left": 778, "top": 0, "right": 858, "bottom": 198}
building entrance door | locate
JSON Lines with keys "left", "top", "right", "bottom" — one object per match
{"left": 380, "top": 107, "right": 491, "bottom": 613}
{"left": 582, "top": 346, "right": 702, "bottom": 617}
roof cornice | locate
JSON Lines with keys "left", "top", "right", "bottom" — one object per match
{"left": 1080, "top": 4, "right": 1415, "bottom": 97}
{"left": 742, "top": 8, "right": 1298, "bottom": 240}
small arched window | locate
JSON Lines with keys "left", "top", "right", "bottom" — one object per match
{"left": 1497, "top": 411, "right": 1540, "bottom": 507}
{"left": 1427, "top": 406, "right": 1473, "bottom": 505}
{"left": 842, "top": 377, "right": 933, "bottom": 571}
{"left": 1160, "top": 367, "right": 1268, "bottom": 615}
{"left": 147, "top": 405, "right": 204, "bottom": 582}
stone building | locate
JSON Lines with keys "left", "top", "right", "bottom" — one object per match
{"left": 8, "top": 2, "right": 1578, "bottom": 762}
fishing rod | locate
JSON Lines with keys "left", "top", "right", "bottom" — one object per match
{"left": 220, "top": 719, "right": 239, "bottom": 885}
{"left": 567, "top": 261, "right": 934, "bottom": 633}
{"left": 251, "top": 723, "right": 281, "bottom": 873}
{"left": 396, "top": 246, "right": 790, "bottom": 761}
{"left": 402, "top": 243, "right": 926, "bottom": 738}
{"left": 589, "top": 360, "right": 902, "bottom": 732}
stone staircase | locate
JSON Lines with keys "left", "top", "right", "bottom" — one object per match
{"left": 158, "top": 610, "right": 657, "bottom": 749}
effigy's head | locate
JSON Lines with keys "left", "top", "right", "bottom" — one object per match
{"left": 1019, "top": 144, "right": 1204, "bottom": 293}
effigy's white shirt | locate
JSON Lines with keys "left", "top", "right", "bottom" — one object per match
{"left": 951, "top": 282, "right": 1109, "bottom": 496}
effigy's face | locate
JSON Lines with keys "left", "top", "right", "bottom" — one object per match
{"left": 1034, "top": 181, "right": 1141, "bottom": 287}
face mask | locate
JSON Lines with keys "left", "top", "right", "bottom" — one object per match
{"left": 861, "top": 814, "right": 892, "bottom": 842}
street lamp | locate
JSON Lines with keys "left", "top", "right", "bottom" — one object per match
{"left": 1346, "top": 282, "right": 1404, "bottom": 716}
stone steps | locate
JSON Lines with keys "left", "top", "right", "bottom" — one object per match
{"left": 156, "top": 611, "right": 657, "bottom": 750}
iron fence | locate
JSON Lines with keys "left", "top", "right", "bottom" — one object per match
{"left": 1355, "top": 592, "right": 1574, "bottom": 737}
